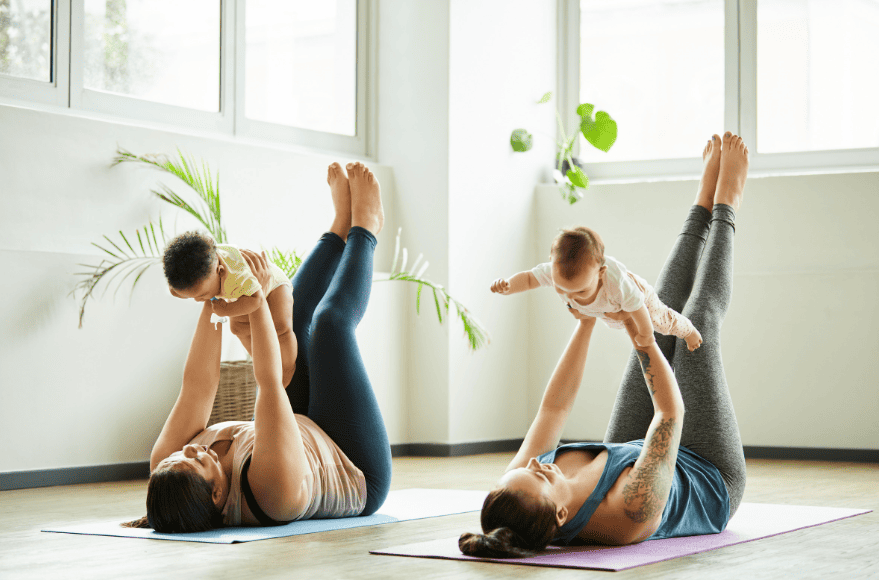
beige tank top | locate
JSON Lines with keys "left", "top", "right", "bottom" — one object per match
{"left": 189, "top": 416, "right": 367, "bottom": 526}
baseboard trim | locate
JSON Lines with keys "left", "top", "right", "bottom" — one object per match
{"left": 742, "top": 445, "right": 879, "bottom": 463}
{"left": 1, "top": 462, "right": 149, "bottom": 491}
{"left": 3, "top": 444, "right": 875, "bottom": 491}
{"left": 391, "top": 439, "right": 523, "bottom": 458}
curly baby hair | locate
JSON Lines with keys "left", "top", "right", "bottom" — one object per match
{"left": 162, "top": 230, "right": 217, "bottom": 291}
{"left": 458, "top": 487, "right": 559, "bottom": 558}
{"left": 550, "top": 226, "right": 605, "bottom": 281}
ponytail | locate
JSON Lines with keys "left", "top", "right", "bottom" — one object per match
{"left": 458, "top": 487, "right": 559, "bottom": 558}
{"left": 459, "top": 527, "right": 539, "bottom": 558}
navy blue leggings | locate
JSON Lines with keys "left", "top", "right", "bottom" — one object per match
{"left": 285, "top": 227, "right": 392, "bottom": 516}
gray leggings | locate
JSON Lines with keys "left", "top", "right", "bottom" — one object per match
{"left": 603, "top": 204, "right": 747, "bottom": 517}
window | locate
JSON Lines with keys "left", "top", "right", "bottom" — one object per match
{"left": 0, "top": 0, "right": 372, "bottom": 156}
{"left": 245, "top": 0, "right": 357, "bottom": 136}
{"left": 0, "top": 0, "right": 52, "bottom": 81}
{"left": 564, "top": 0, "right": 879, "bottom": 179}
{"left": 82, "top": 0, "right": 221, "bottom": 111}
{"left": 756, "top": 0, "right": 879, "bottom": 154}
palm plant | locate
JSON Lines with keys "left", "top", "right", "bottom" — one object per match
{"left": 72, "top": 148, "right": 490, "bottom": 350}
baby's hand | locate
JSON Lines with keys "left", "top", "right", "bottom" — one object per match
{"left": 210, "top": 298, "right": 227, "bottom": 315}
{"left": 490, "top": 278, "right": 511, "bottom": 295}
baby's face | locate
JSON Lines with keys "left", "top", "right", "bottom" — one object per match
{"left": 551, "top": 259, "right": 605, "bottom": 302}
{"left": 170, "top": 261, "right": 222, "bottom": 302}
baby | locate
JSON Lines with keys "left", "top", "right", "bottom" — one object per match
{"left": 163, "top": 230, "right": 297, "bottom": 384}
{"left": 491, "top": 226, "right": 702, "bottom": 351}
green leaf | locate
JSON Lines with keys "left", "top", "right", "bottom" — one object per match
{"left": 416, "top": 283, "right": 423, "bottom": 314}
{"left": 566, "top": 166, "right": 589, "bottom": 189}
{"left": 510, "top": 129, "right": 533, "bottom": 152}
{"left": 580, "top": 110, "right": 617, "bottom": 152}
{"left": 537, "top": 91, "right": 552, "bottom": 104}
{"left": 432, "top": 288, "right": 443, "bottom": 323}
{"left": 576, "top": 103, "right": 595, "bottom": 118}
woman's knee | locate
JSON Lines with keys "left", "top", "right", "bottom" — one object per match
{"left": 311, "top": 303, "right": 350, "bottom": 337}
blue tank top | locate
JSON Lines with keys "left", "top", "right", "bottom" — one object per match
{"left": 537, "top": 440, "right": 729, "bottom": 543}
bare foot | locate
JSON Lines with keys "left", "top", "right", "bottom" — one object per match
{"left": 685, "top": 327, "right": 703, "bottom": 352}
{"left": 327, "top": 162, "right": 351, "bottom": 241}
{"left": 347, "top": 161, "right": 384, "bottom": 236}
{"left": 695, "top": 134, "right": 722, "bottom": 211}
{"left": 714, "top": 132, "right": 749, "bottom": 212}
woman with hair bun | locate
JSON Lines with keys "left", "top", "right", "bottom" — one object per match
{"left": 461, "top": 133, "right": 750, "bottom": 556}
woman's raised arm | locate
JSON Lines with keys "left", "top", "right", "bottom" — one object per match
{"left": 150, "top": 301, "right": 223, "bottom": 471}
{"left": 616, "top": 338, "right": 685, "bottom": 541}
{"left": 245, "top": 299, "right": 311, "bottom": 520}
{"left": 506, "top": 316, "right": 598, "bottom": 472}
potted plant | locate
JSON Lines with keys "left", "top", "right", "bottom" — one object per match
{"left": 510, "top": 92, "right": 617, "bottom": 204}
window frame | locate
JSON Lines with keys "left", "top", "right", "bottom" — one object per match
{"left": 560, "top": 0, "right": 879, "bottom": 181}
{"left": 0, "top": 0, "right": 374, "bottom": 158}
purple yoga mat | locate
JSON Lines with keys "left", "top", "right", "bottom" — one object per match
{"left": 371, "top": 503, "right": 871, "bottom": 571}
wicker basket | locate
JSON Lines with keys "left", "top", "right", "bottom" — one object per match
{"left": 207, "top": 360, "right": 258, "bottom": 426}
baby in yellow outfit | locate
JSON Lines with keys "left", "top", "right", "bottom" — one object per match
{"left": 163, "top": 231, "right": 297, "bottom": 386}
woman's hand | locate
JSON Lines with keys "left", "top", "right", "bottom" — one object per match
{"left": 241, "top": 249, "right": 272, "bottom": 289}
{"left": 566, "top": 304, "right": 596, "bottom": 322}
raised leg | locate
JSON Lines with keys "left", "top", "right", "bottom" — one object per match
{"left": 305, "top": 165, "right": 391, "bottom": 516}
{"left": 671, "top": 131, "right": 749, "bottom": 517}
{"left": 284, "top": 163, "right": 352, "bottom": 411}
{"left": 604, "top": 137, "right": 720, "bottom": 444}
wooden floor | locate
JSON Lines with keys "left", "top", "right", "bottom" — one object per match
{"left": 2, "top": 455, "right": 877, "bottom": 580}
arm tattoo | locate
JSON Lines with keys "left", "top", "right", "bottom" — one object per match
{"left": 635, "top": 349, "right": 657, "bottom": 397}
{"left": 622, "top": 417, "right": 677, "bottom": 523}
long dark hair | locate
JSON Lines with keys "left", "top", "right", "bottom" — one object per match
{"left": 121, "top": 466, "right": 224, "bottom": 532}
{"left": 458, "top": 487, "right": 559, "bottom": 558}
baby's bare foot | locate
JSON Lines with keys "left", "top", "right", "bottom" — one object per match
{"left": 714, "top": 132, "right": 749, "bottom": 212}
{"left": 347, "top": 162, "right": 384, "bottom": 236}
{"left": 695, "top": 134, "right": 722, "bottom": 211}
{"left": 685, "top": 327, "right": 703, "bottom": 352}
{"left": 327, "top": 162, "right": 352, "bottom": 240}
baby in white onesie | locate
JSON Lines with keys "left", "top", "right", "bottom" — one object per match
{"left": 491, "top": 225, "right": 702, "bottom": 351}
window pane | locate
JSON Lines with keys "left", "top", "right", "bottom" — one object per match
{"left": 83, "top": 0, "right": 220, "bottom": 111}
{"left": 757, "top": 0, "right": 879, "bottom": 153}
{"left": 245, "top": 0, "right": 357, "bottom": 136}
{"left": 0, "top": 0, "right": 51, "bottom": 82}
{"left": 578, "top": 0, "right": 724, "bottom": 162}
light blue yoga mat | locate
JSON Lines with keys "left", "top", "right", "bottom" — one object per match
{"left": 42, "top": 488, "right": 488, "bottom": 544}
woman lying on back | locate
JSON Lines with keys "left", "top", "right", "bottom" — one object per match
{"left": 460, "top": 133, "right": 749, "bottom": 555}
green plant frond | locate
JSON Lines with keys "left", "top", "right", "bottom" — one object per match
{"left": 266, "top": 247, "right": 303, "bottom": 280}
{"left": 114, "top": 147, "right": 226, "bottom": 243}
{"left": 75, "top": 222, "right": 166, "bottom": 328}
{"left": 103, "top": 234, "right": 131, "bottom": 259}
{"left": 374, "top": 229, "right": 491, "bottom": 350}
{"left": 432, "top": 288, "right": 443, "bottom": 323}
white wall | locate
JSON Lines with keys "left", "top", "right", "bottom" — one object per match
{"left": 0, "top": 104, "right": 408, "bottom": 472}
{"left": 376, "top": 0, "right": 452, "bottom": 443}
{"left": 530, "top": 172, "right": 879, "bottom": 449}
{"left": 447, "top": 0, "right": 556, "bottom": 443}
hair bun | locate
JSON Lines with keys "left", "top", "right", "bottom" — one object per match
{"left": 458, "top": 527, "right": 536, "bottom": 559}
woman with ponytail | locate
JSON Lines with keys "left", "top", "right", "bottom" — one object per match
{"left": 461, "top": 133, "right": 750, "bottom": 556}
